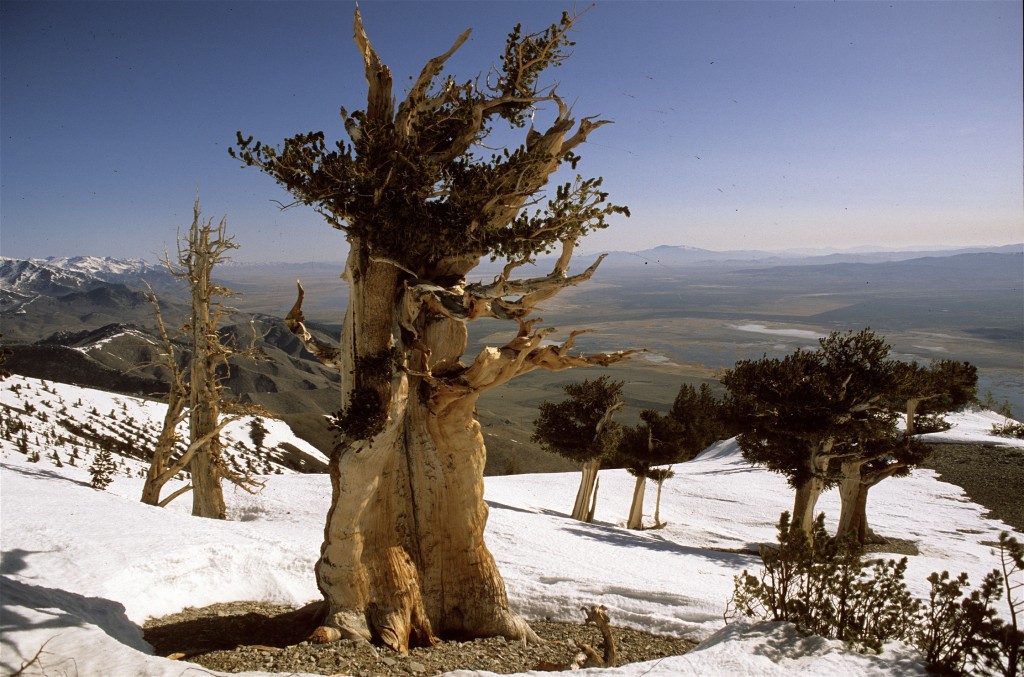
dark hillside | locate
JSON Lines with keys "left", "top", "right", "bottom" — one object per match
{"left": 6, "top": 344, "right": 166, "bottom": 396}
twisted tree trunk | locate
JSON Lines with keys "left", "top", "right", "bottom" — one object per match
{"left": 836, "top": 459, "right": 867, "bottom": 542}
{"left": 792, "top": 441, "right": 834, "bottom": 536}
{"left": 141, "top": 391, "right": 185, "bottom": 506}
{"left": 836, "top": 460, "right": 903, "bottom": 544}
{"left": 626, "top": 474, "right": 646, "bottom": 530}
{"left": 186, "top": 212, "right": 229, "bottom": 520}
{"left": 289, "top": 247, "right": 636, "bottom": 651}
{"left": 571, "top": 459, "right": 602, "bottom": 522}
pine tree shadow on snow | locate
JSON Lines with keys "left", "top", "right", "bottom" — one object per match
{"left": 0, "top": 549, "right": 151, "bottom": 673}
{"left": 560, "top": 522, "right": 760, "bottom": 565}
{"left": 1, "top": 462, "right": 92, "bottom": 488}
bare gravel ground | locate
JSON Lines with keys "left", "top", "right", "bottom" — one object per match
{"left": 143, "top": 602, "right": 697, "bottom": 676}
{"left": 918, "top": 442, "right": 1024, "bottom": 533}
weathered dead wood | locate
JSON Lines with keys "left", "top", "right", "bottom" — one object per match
{"left": 581, "top": 605, "right": 617, "bottom": 668}
{"left": 139, "top": 283, "right": 189, "bottom": 507}
{"left": 284, "top": 281, "right": 344, "bottom": 369}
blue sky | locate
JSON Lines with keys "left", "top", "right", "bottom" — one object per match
{"left": 2, "top": 1, "right": 1021, "bottom": 263}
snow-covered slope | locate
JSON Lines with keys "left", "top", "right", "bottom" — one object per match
{"left": 1, "top": 375, "right": 1022, "bottom": 676}
{"left": 0, "top": 375, "right": 329, "bottom": 481}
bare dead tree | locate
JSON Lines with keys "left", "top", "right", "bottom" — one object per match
{"left": 139, "top": 283, "right": 190, "bottom": 507}
{"left": 139, "top": 280, "right": 264, "bottom": 508}
{"left": 155, "top": 195, "right": 266, "bottom": 518}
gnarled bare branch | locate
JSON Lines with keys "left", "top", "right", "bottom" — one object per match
{"left": 284, "top": 281, "right": 344, "bottom": 369}
{"left": 353, "top": 8, "right": 394, "bottom": 125}
{"left": 439, "top": 321, "right": 642, "bottom": 411}
{"left": 395, "top": 28, "right": 472, "bottom": 143}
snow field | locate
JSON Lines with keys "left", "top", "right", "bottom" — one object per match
{"left": 2, "top": 375, "right": 1022, "bottom": 675}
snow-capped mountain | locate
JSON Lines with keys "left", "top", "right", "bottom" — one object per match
{"left": 0, "top": 257, "right": 100, "bottom": 298}
{"left": 43, "top": 254, "right": 159, "bottom": 275}
{"left": 0, "top": 256, "right": 171, "bottom": 319}
{"left": 1, "top": 256, "right": 176, "bottom": 305}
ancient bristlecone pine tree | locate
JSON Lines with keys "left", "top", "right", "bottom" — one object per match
{"left": 231, "top": 9, "right": 636, "bottom": 650}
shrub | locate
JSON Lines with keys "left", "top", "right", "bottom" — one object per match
{"left": 914, "top": 413, "right": 953, "bottom": 434}
{"left": 916, "top": 532, "right": 1022, "bottom": 677}
{"left": 727, "top": 512, "right": 918, "bottom": 652}
{"left": 991, "top": 420, "right": 1024, "bottom": 439}
{"left": 915, "top": 569, "right": 1002, "bottom": 675}
{"left": 729, "top": 514, "right": 1023, "bottom": 675}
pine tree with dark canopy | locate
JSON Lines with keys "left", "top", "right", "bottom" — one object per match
{"left": 533, "top": 376, "right": 625, "bottom": 523}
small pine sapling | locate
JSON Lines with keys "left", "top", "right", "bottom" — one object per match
{"left": 248, "top": 417, "right": 268, "bottom": 452}
{"left": 89, "top": 449, "right": 118, "bottom": 490}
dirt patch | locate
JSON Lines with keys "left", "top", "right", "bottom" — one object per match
{"left": 143, "top": 601, "right": 696, "bottom": 676}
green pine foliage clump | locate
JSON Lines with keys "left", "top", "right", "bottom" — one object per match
{"left": 531, "top": 376, "right": 624, "bottom": 466}
{"left": 229, "top": 9, "right": 628, "bottom": 279}
{"left": 729, "top": 514, "right": 1024, "bottom": 676}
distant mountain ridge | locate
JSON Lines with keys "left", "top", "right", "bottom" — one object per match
{"left": 587, "top": 243, "right": 1024, "bottom": 268}
{"left": 4, "top": 247, "right": 1021, "bottom": 416}
{"left": 40, "top": 255, "right": 164, "bottom": 277}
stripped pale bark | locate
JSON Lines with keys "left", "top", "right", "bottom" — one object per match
{"left": 652, "top": 474, "right": 668, "bottom": 528}
{"left": 166, "top": 196, "right": 247, "bottom": 519}
{"left": 791, "top": 441, "right": 835, "bottom": 535}
{"left": 565, "top": 396, "right": 622, "bottom": 522}
{"left": 289, "top": 251, "right": 638, "bottom": 649}
{"left": 581, "top": 605, "right": 617, "bottom": 667}
{"left": 836, "top": 459, "right": 868, "bottom": 542}
{"left": 626, "top": 474, "right": 647, "bottom": 530}
{"left": 142, "top": 222, "right": 261, "bottom": 511}
{"left": 836, "top": 459, "right": 904, "bottom": 543}
{"left": 571, "top": 459, "right": 602, "bottom": 522}
{"left": 140, "top": 285, "right": 189, "bottom": 507}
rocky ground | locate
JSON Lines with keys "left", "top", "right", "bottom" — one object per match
{"left": 918, "top": 442, "right": 1023, "bottom": 533}
{"left": 143, "top": 601, "right": 697, "bottom": 676}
